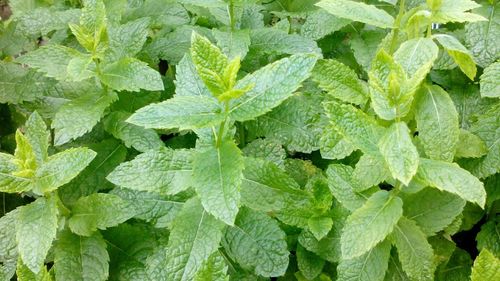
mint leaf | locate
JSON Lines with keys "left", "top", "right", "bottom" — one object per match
{"left": 127, "top": 96, "right": 224, "bottom": 130}
{"left": 223, "top": 207, "right": 289, "bottom": 277}
{"left": 249, "top": 28, "right": 322, "bottom": 56}
{"left": 471, "top": 249, "right": 500, "bottom": 281}
{"left": 16, "top": 197, "right": 58, "bottom": 273}
{"left": 341, "top": 190, "right": 403, "bottom": 259}
{"left": 414, "top": 84, "right": 460, "bottom": 162}
{"left": 296, "top": 244, "right": 325, "bottom": 280}
{"left": 106, "top": 17, "right": 150, "bottom": 61}
{"left": 107, "top": 148, "right": 192, "bottom": 195}
{"left": 301, "top": 10, "right": 351, "bottom": 40}
{"left": 434, "top": 34, "right": 477, "bottom": 80}
{"left": 68, "top": 193, "right": 135, "bottom": 236}
{"left": 476, "top": 221, "right": 500, "bottom": 257}
{"left": 480, "top": 61, "right": 500, "bottom": 98}
{"left": 313, "top": 59, "right": 368, "bottom": 105}
{"left": 100, "top": 58, "right": 164, "bottom": 92}
{"left": 415, "top": 158, "right": 486, "bottom": 207}
{"left": 229, "top": 54, "right": 317, "bottom": 122}
{"left": 213, "top": 29, "right": 251, "bottom": 59}
{"left": 378, "top": 122, "right": 419, "bottom": 185}
{"left": 391, "top": 217, "right": 434, "bottom": 281}
{"left": 160, "top": 198, "right": 224, "bottom": 281}
{"left": 465, "top": 2, "right": 500, "bottom": 67}
{"left": 316, "top": 0, "right": 394, "bottom": 28}
{"left": 455, "top": 129, "right": 488, "bottom": 159}
{"left": 194, "top": 252, "right": 228, "bottom": 281}
{"left": 24, "top": 112, "right": 49, "bottom": 166}
{"left": 394, "top": 38, "right": 438, "bottom": 76}
{"left": 353, "top": 154, "right": 391, "bottom": 189}
{"left": 193, "top": 139, "right": 244, "bottom": 225}
{"left": 326, "top": 164, "right": 371, "bottom": 211}
{"left": 54, "top": 231, "right": 109, "bottom": 281}
{"left": 337, "top": 240, "right": 391, "bottom": 281}
{"left": 174, "top": 55, "right": 212, "bottom": 97}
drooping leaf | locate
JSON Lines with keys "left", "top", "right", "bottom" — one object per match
{"left": 434, "top": 34, "right": 477, "bottom": 80}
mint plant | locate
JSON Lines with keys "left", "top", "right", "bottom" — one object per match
{"left": 1, "top": 0, "right": 499, "bottom": 280}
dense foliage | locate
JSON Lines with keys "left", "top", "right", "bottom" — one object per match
{"left": 0, "top": 0, "right": 499, "bottom": 280}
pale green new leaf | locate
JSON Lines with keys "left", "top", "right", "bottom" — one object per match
{"left": 391, "top": 217, "right": 434, "bottom": 281}
{"left": 229, "top": 54, "right": 318, "bottom": 121}
{"left": 193, "top": 139, "right": 244, "bottom": 225}
{"left": 337, "top": 240, "right": 391, "bottom": 281}
{"left": 127, "top": 96, "right": 224, "bottom": 130}
{"left": 0, "top": 152, "right": 31, "bottom": 193}
{"left": 68, "top": 193, "right": 135, "bottom": 236}
{"left": 341, "top": 190, "right": 403, "bottom": 259}
{"left": 103, "top": 111, "right": 163, "bottom": 153}
{"left": 316, "top": 0, "right": 394, "bottom": 28}
{"left": 54, "top": 231, "right": 109, "bottom": 281}
{"left": 193, "top": 252, "right": 228, "bottom": 281}
{"left": 34, "top": 148, "right": 96, "bottom": 194}
{"left": 52, "top": 90, "right": 118, "bottom": 145}
{"left": 471, "top": 249, "right": 500, "bottom": 281}
{"left": 223, "top": 207, "right": 289, "bottom": 277}
{"left": 100, "top": 58, "right": 164, "bottom": 92}
{"left": 107, "top": 148, "right": 192, "bottom": 195}
{"left": 378, "top": 122, "right": 419, "bottom": 185}
{"left": 16, "top": 45, "right": 84, "bottom": 81}
{"left": 16, "top": 260, "right": 52, "bottom": 281}
{"left": 434, "top": 34, "right": 477, "bottom": 80}
{"left": 324, "top": 100, "right": 386, "bottom": 155}
{"left": 480, "top": 61, "right": 500, "bottom": 98}
{"left": 190, "top": 32, "right": 228, "bottom": 96}
{"left": 432, "top": 0, "right": 486, "bottom": 24}
{"left": 415, "top": 158, "right": 486, "bottom": 207}
{"left": 161, "top": 198, "right": 224, "bottom": 281}
{"left": 414, "top": 84, "right": 459, "bottom": 162}
{"left": 402, "top": 187, "right": 466, "bottom": 236}
{"left": 24, "top": 112, "right": 49, "bottom": 166}
{"left": 313, "top": 59, "right": 368, "bottom": 105}
{"left": 16, "top": 197, "right": 58, "bottom": 273}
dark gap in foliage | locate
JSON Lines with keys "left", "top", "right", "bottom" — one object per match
{"left": 158, "top": 59, "right": 169, "bottom": 76}
{"left": 452, "top": 216, "right": 487, "bottom": 259}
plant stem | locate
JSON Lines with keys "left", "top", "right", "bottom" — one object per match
{"left": 389, "top": 0, "right": 406, "bottom": 54}
{"left": 216, "top": 101, "right": 230, "bottom": 147}
{"left": 229, "top": 0, "right": 236, "bottom": 31}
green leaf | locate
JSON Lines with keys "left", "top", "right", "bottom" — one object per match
{"left": 103, "top": 111, "right": 162, "bottom": 153}
{"left": 193, "top": 139, "right": 244, "bottom": 225}
{"left": 465, "top": 1, "right": 500, "bottom": 67}
{"left": 476, "top": 221, "right": 500, "bottom": 257}
{"left": 0, "top": 62, "right": 56, "bottom": 104}
{"left": 229, "top": 54, "right": 318, "bottom": 122}
{"left": 58, "top": 139, "right": 127, "bottom": 205}
{"left": 0, "top": 153, "right": 31, "bottom": 193}
{"left": 378, "top": 122, "right": 419, "bottom": 185}
{"left": 160, "top": 198, "right": 224, "bottom": 281}
{"left": 16, "top": 45, "right": 85, "bottom": 81}
{"left": 316, "top": 0, "right": 394, "bottom": 28}
{"left": 394, "top": 38, "right": 439, "bottom": 76}
{"left": 107, "top": 148, "right": 192, "bottom": 195}
{"left": 402, "top": 187, "right": 466, "bottom": 236}
{"left": 242, "top": 139, "right": 286, "bottom": 168}
{"left": 106, "top": 17, "right": 150, "bottom": 61}
{"left": 431, "top": 0, "right": 486, "bottom": 24}
{"left": 414, "top": 84, "right": 460, "bottom": 162}
{"left": 52, "top": 90, "right": 117, "bottom": 145}
{"left": 193, "top": 252, "right": 228, "bottom": 281}
{"left": 71, "top": 0, "right": 107, "bottom": 52}
{"left": 245, "top": 94, "right": 322, "bottom": 153}
{"left": 480, "top": 61, "right": 500, "bottom": 98}
{"left": 68, "top": 193, "right": 135, "bottom": 236}
{"left": 307, "top": 216, "right": 333, "bottom": 241}
{"left": 174, "top": 55, "right": 212, "bottom": 97}
{"left": 16, "top": 197, "right": 58, "bottom": 273}
{"left": 213, "top": 29, "right": 251, "bottom": 59}
{"left": 54, "top": 231, "right": 109, "bottom": 281}
{"left": 24, "top": 112, "right": 49, "bottom": 166}
{"left": 337, "top": 239, "right": 391, "bottom": 281}
{"left": 455, "top": 129, "right": 488, "bottom": 158}
{"left": 434, "top": 34, "right": 477, "bottom": 80}
{"left": 326, "top": 164, "right": 372, "bottom": 211}
{"left": 127, "top": 96, "right": 224, "bottom": 130}
{"left": 296, "top": 244, "right": 325, "bottom": 280}
{"left": 415, "top": 158, "right": 486, "bottom": 207}
{"left": 323, "top": 100, "right": 385, "bottom": 155}
{"left": 0, "top": 209, "right": 19, "bottom": 281}
{"left": 100, "top": 58, "right": 164, "bottom": 92}
{"left": 341, "top": 190, "right": 403, "bottom": 259}
{"left": 241, "top": 157, "right": 306, "bottom": 212}
{"left": 391, "top": 217, "right": 434, "bottom": 281}
{"left": 249, "top": 28, "right": 322, "bottom": 56}
{"left": 15, "top": 8, "right": 80, "bottom": 37}
{"left": 301, "top": 10, "right": 351, "bottom": 40}
{"left": 313, "top": 59, "right": 368, "bottom": 105}
{"left": 223, "top": 207, "right": 289, "bottom": 277}
{"left": 320, "top": 125, "right": 356, "bottom": 160}
{"left": 16, "top": 260, "right": 52, "bottom": 281}
{"left": 471, "top": 249, "right": 500, "bottom": 281}
{"left": 353, "top": 153, "right": 391, "bottom": 189}
{"left": 34, "top": 148, "right": 96, "bottom": 194}
{"left": 435, "top": 248, "right": 472, "bottom": 281}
